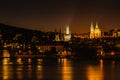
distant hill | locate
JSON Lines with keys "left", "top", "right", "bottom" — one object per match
{"left": 0, "top": 23, "right": 56, "bottom": 43}
{"left": 0, "top": 23, "right": 44, "bottom": 42}
{"left": 0, "top": 23, "right": 45, "bottom": 37}
{"left": 0, "top": 23, "right": 42, "bottom": 33}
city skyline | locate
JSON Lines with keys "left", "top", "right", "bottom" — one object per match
{"left": 0, "top": 0, "right": 120, "bottom": 33}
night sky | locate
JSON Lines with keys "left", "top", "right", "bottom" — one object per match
{"left": 0, "top": 0, "right": 120, "bottom": 33}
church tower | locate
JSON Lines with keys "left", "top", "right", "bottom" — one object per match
{"left": 55, "top": 28, "right": 60, "bottom": 41}
{"left": 90, "top": 22, "right": 95, "bottom": 39}
{"left": 90, "top": 22, "right": 101, "bottom": 39}
{"left": 64, "top": 25, "right": 71, "bottom": 41}
{"left": 94, "top": 22, "right": 101, "bottom": 38}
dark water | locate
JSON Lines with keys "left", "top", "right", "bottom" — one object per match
{"left": 0, "top": 58, "right": 120, "bottom": 80}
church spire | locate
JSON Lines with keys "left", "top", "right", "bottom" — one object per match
{"left": 90, "top": 21, "right": 94, "bottom": 33}
{"left": 95, "top": 22, "right": 99, "bottom": 28}
{"left": 66, "top": 25, "right": 70, "bottom": 34}
{"left": 55, "top": 28, "right": 56, "bottom": 33}
{"left": 60, "top": 27, "right": 61, "bottom": 33}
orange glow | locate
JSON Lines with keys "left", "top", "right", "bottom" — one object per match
{"left": 100, "top": 59, "right": 103, "bottom": 70}
{"left": 37, "top": 65, "right": 42, "bottom": 71}
{"left": 28, "top": 58, "right": 32, "bottom": 64}
{"left": 61, "top": 59, "right": 72, "bottom": 80}
{"left": 27, "top": 65, "right": 32, "bottom": 79}
{"left": 36, "top": 65, "right": 43, "bottom": 79}
{"left": 62, "top": 51, "right": 67, "bottom": 56}
{"left": 87, "top": 65, "right": 104, "bottom": 80}
{"left": 3, "top": 50, "right": 10, "bottom": 58}
{"left": 2, "top": 58, "right": 13, "bottom": 80}
{"left": 110, "top": 51, "right": 115, "bottom": 56}
{"left": 37, "top": 59, "right": 43, "bottom": 64}
{"left": 111, "top": 61, "right": 115, "bottom": 69}
{"left": 16, "top": 66, "right": 23, "bottom": 79}
{"left": 3, "top": 65, "right": 9, "bottom": 79}
{"left": 36, "top": 59, "right": 43, "bottom": 79}
{"left": 3, "top": 58, "right": 10, "bottom": 64}
{"left": 17, "top": 58, "right": 23, "bottom": 64}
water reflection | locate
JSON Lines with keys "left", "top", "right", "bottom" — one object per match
{"left": 16, "top": 65, "right": 23, "bottom": 79}
{"left": 28, "top": 58, "right": 32, "bottom": 64}
{"left": 1, "top": 58, "right": 120, "bottom": 80}
{"left": 87, "top": 60, "right": 104, "bottom": 80}
{"left": 2, "top": 58, "right": 12, "bottom": 79}
{"left": 27, "top": 65, "right": 32, "bottom": 79}
{"left": 59, "top": 59, "right": 73, "bottom": 80}
{"left": 100, "top": 59, "right": 103, "bottom": 70}
{"left": 111, "top": 61, "right": 115, "bottom": 69}
{"left": 17, "top": 58, "right": 23, "bottom": 64}
{"left": 3, "top": 58, "right": 10, "bottom": 65}
{"left": 37, "top": 59, "right": 43, "bottom": 79}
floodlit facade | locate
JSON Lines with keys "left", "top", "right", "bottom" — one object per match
{"left": 55, "top": 34, "right": 60, "bottom": 41}
{"left": 90, "top": 22, "right": 101, "bottom": 39}
{"left": 90, "top": 22, "right": 95, "bottom": 39}
{"left": 64, "top": 25, "right": 71, "bottom": 41}
{"left": 111, "top": 29, "right": 120, "bottom": 37}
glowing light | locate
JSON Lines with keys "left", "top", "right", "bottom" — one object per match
{"left": 27, "top": 65, "right": 32, "bottom": 79}
{"left": 90, "top": 22, "right": 101, "bottom": 39}
{"left": 37, "top": 65, "right": 42, "bottom": 71}
{"left": 37, "top": 59, "right": 43, "bottom": 64}
{"left": 87, "top": 65, "right": 104, "bottom": 80}
{"left": 3, "top": 65, "right": 9, "bottom": 79}
{"left": 64, "top": 25, "right": 71, "bottom": 41}
{"left": 3, "top": 58, "right": 10, "bottom": 64}
{"left": 3, "top": 50, "right": 10, "bottom": 58}
{"left": 111, "top": 61, "right": 115, "bottom": 69}
{"left": 36, "top": 59, "right": 43, "bottom": 79}
{"left": 17, "top": 58, "right": 23, "bottom": 64}
{"left": 28, "top": 58, "right": 32, "bottom": 64}
{"left": 2, "top": 59, "right": 13, "bottom": 79}
{"left": 110, "top": 51, "right": 115, "bottom": 56}
{"left": 61, "top": 59, "right": 72, "bottom": 80}
{"left": 100, "top": 59, "right": 103, "bottom": 70}
{"left": 16, "top": 66, "right": 23, "bottom": 79}
{"left": 66, "top": 26, "right": 70, "bottom": 34}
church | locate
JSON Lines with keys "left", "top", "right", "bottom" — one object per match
{"left": 64, "top": 25, "right": 71, "bottom": 41}
{"left": 55, "top": 25, "right": 71, "bottom": 42}
{"left": 90, "top": 22, "right": 101, "bottom": 39}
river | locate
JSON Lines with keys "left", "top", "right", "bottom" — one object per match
{"left": 0, "top": 58, "right": 120, "bottom": 80}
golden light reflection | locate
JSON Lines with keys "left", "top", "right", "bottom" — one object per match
{"left": 87, "top": 63, "right": 104, "bottom": 80}
{"left": 3, "top": 50, "right": 10, "bottom": 58}
{"left": 28, "top": 65, "right": 32, "bottom": 70}
{"left": 37, "top": 59, "right": 43, "bottom": 64}
{"left": 100, "top": 59, "right": 103, "bottom": 70}
{"left": 61, "top": 59, "right": 72, "bottom": 80}
{"left": 17, "top": 58, "right": 23, "bottom": 64}
{"left": 36, "top": 65, "right": 43, "bottom": 79}
{"left": 3, "top": 58, "right": 10, "bottom": 64}
{"left": 27, "top": 65, "right": 32, "bottom": 79}
{"left": 110, "top": 60, "right": 115, "bottom": 80}
{"left": 28, "top": 58, "right": 32, "bottom": 64}
{"left": 3, "top": 65, "right": 9, "bottom": 79}
{"left": 37, "top": 65, "right": 42, "bottom": 71}
{"left": 34, "top": 59, "right": 43, "bottom": 79}
{"left": 111, "top": 61, "right": 115, "bottom": 69}
{"left": 16, "top": 66, "right": 23, "bottom": 79}
{"left": 110, "top": 51, "right": 115, "bottom": 56}
{"left": 2, "top": 58, "right": 13, "bottom": 80}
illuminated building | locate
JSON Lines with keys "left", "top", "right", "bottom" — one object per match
{"left": 90, "top": 22, "right": 101, "bottom": 39}
{"left": 55, "top": 34, "right": 60, "bottom": 41}
{"left": 55, "top": 28, "right": 63, "bottom": 41}
{"left": 90, "top": 22, "right": 94, "bottom": 39}
{"left": 64, "top": 25, "right": 71, "bottom": 41}
{"left": 110, "top": 29, "right": 120, "bottom": 37}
